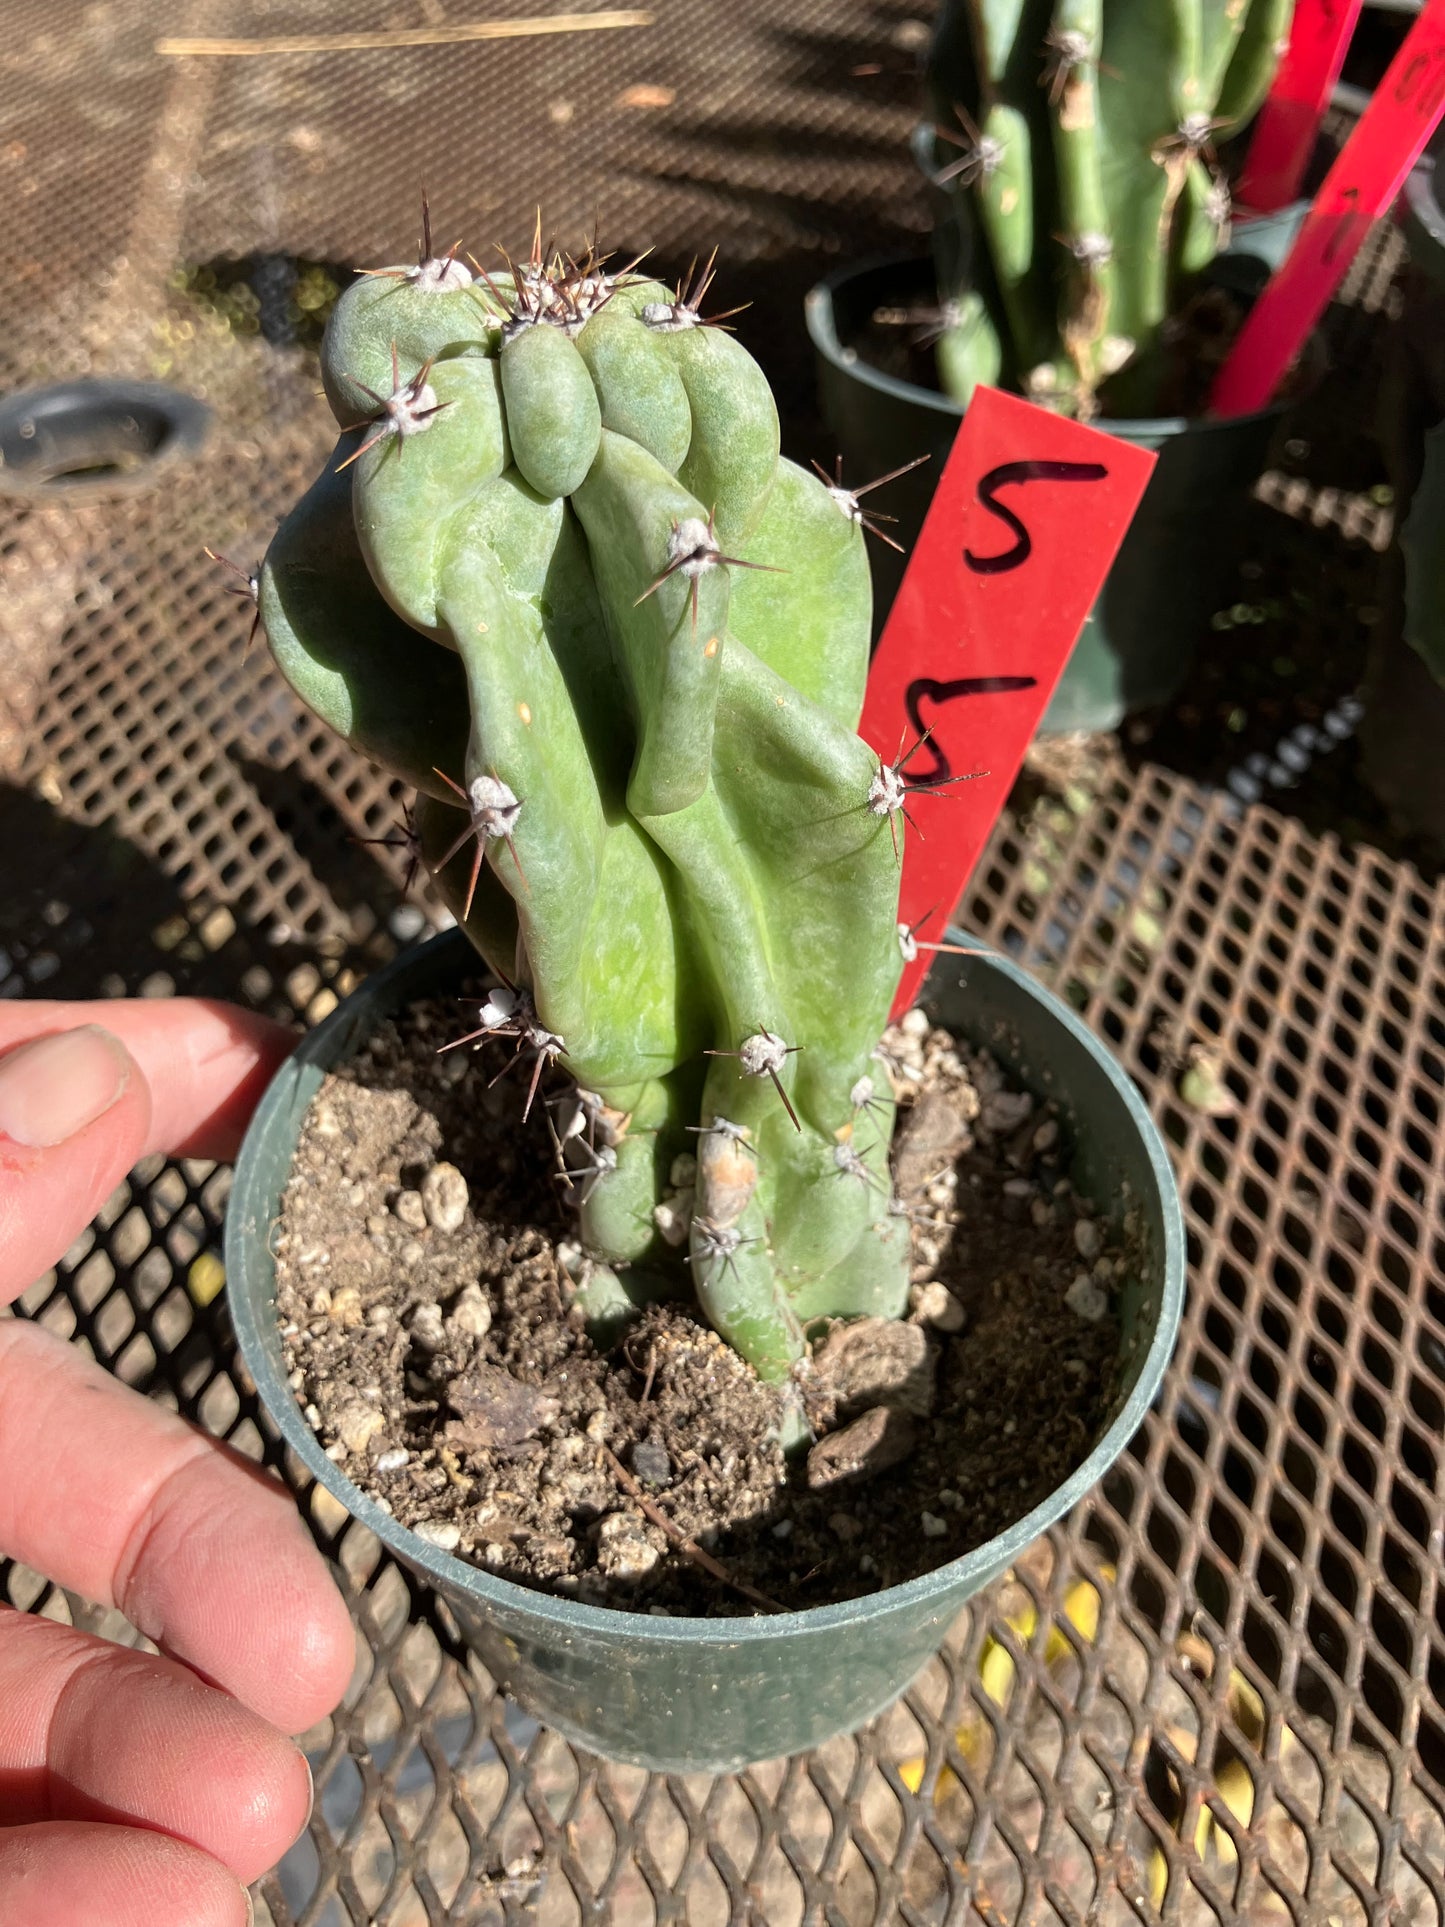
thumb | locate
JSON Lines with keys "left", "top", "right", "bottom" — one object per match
{"left": 0, "top": 1026, "right": 154, "bottom": 1301}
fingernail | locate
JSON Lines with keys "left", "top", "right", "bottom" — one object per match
{"left": 0, "top": 1026, "right": 131, "bottom": 1148}
{"left": 302, "top": 1751, "right": 315, "bottom": 1827}
{"left": 241, "top": 1886, "right": 255, "bottom": 1927}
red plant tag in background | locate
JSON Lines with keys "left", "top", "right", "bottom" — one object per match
{"left": 1237, "top": 0, "right": 1365, "bottom": 215}
{"left": 858, "top": 386, "right": 1157, "bottom": 1019}
{"left": 1214, "top": 0, "right": 1445, "bottom": 417}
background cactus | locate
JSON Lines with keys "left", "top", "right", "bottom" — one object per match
{"left": 923, "top": 0, "right": 1295, "bottom": 417}
{"left": 258, "top": 230, "right": 914, "bottom": 1384}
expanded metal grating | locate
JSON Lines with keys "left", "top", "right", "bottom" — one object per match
{"left": 2, "top": 3, "right": 1444, "bottom": 1922}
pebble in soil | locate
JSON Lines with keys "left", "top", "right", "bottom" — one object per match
{"left": 273, "top": 994, "right": 1130, "bottom": 1616}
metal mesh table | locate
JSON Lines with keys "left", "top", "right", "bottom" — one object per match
{"left": 2, "top": 4, "right": 1442, "bottom": 1920}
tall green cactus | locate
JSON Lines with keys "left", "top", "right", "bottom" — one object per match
{"left": 924, "top": 0, "right": 1294, "bottom": 417}
{"left": 258, "top": 233, "right": 914, "bottom": 1383}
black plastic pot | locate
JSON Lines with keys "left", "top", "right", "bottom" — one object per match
{"left": 227, "top": 928, "right": 1184, "bottom": 1773}
{"left": 1359, "top": 618, "right": 1445, "bottom": 843}
{"left": 1359, "top": 153, "right": 1445, "bottom": 841}
{"left": 806, "top": 219, "right": 1309, "bottom": 735}
{"left": 0, "top": 380, "right": 211, "bottom": 497}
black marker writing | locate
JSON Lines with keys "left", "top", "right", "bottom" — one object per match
{"left": 903, "top": 675, "right": 1038, "bottom": 784}
{"left": 964, "top": 458, "right": 1110, "bottom": 574}
{"left": 1322, "top": 187, "right": 1364, "bottom": 268}
{"left": 1394, "top": 45, "right": 1445, "bottom": 117}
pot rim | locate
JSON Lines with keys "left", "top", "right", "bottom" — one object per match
{"left": 1404, "top": 156, "right": 1445, "bottom": 282}
{"left": 0, "top": 377, "right": 213, "bottom": 500}
{"left": 228, "top": 927, "right": 1185, "bottom": 1643}
{"left": 805, "top": 249, "right": 1312, "bottom": 441}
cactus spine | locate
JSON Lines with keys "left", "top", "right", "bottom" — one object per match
{"left": 259, "top": 229, "right": 914, "bottom": 1383}
{"left": 925, "top": 0, "right": 1295, "bottom": 417}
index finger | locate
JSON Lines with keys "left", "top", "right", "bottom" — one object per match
{"left": 0, "top": 1319, "right": 357, "bottom": 1734}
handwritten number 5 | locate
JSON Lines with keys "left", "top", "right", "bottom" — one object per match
{"left": 1394, "top": 48, "right": 1445, "bottom": 116}
{"left": 964, "top": 459, "right": 1110, "bottom": 574}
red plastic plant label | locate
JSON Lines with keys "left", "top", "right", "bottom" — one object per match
{"left": 1237, "top": 0, "right": 1365, "bottom": 215}
{"left": 857, "top": 385, "right": 1157, "bottom": 1018}
{"left": 1214, "top": 0, "right": 1445, "bottom": 417}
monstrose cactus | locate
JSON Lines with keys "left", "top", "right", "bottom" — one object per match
{"left": 258, "top": 228, "right": 918, "bottom": 1385}
{"left": 923, "top": 0, "right": 1295, "bottom": 416}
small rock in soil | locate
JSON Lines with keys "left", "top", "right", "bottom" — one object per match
{"left": 421, "top": 1161, "right": 469, "bottom": 1232}
{"left": 329, "top": 1285, "right": 364, "bottom": 1330}
{"left": 1074, "top": 1218, "right": 1103, "bottom": 1260}
{"left": 813, "top": 1317, "right": 935, "bottom": 1419}
{"left": 392, "top": 1189, "right": 428, "bottom": 1231}
{"left": 653, "top": 1196, "right": 690, "bottom": 1244}
{"left": 891, "top": 1092, "right": 974, "bottom": 1196}
{"left": 474, "top": 1507, "right": 536, "bottom": 1544}
{"left": 444, "top": 1363, "right": 560, "bottom": 1451}
{"left": 806, "top": 1407, "right": 918, "bottom": 1489}
{"left": 336, "top": 1399, "right": 384, "bottom": 1455}
{"left": 450, "top": 1282, "right": 492, "bottom": 1338}
{"left": 1066, "top": 1273, "right": 1109, "bottom": 1323}
{"left": 920, "top": 1511, "right": 948, "bottom": 1538}
{"left": 414, "top": 1520, "right": 461, "bottom": 1551}
{"left": 910, "top": 1281, "right": 966, "bottom": 1332}
{"left": 597, "top": 1511, "right": 663, "bottom": 1579}
{"left": 980, "top": 1089, "right": 1033, "bottom": 1136}
{"left": 409, "top": 1302, "right": 446, "bottom": 1351}
{"left": 631, "top": 1438, "right": 671, "bottom": 1486}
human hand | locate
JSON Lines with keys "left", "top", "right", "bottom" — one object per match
{"left": 0, "top": 1001, "right": 355, "bottom": 1926}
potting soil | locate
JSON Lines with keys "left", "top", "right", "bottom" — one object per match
{"left": 272, "top": 996, "right": 1125, "bottom": 1615}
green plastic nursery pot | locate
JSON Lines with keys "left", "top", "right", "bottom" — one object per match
{"left": 227, "top": 928, "right": 1184, "bottom": 1773}
{"left": 806, "top": 239, "right": 1307, "bottom": 736}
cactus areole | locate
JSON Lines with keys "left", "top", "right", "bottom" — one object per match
{"left": 260, "top": 232, "right": 919, "bottom": 1384}
{"left": 924, "top": 0, "right": 1296, "bottom": 417}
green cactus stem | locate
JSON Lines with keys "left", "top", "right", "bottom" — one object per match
{"left": 924, "top": 0, "right": 1295, "bottom": 417}
{"left": 258, "top": 224, "right": 916, "bottom": 1382}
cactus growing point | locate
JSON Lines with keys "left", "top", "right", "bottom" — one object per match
{"left": 924, "top": 0, "right": 1296, "bottom": 417}
{"left": 259, "top": 226, "right": 918, "bottom": 1383}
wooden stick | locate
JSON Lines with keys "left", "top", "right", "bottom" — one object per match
{"left": 156, "top": 11, "right": 652, "bottom": 57}
{"left": 601, "top": 1446, "right": 784, "bottom": 1614}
